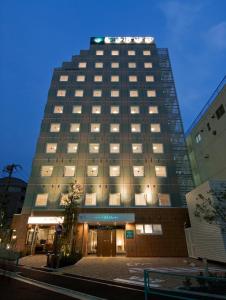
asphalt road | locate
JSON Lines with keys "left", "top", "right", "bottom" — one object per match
{"left": 0, "top": 275, "right": 77, "bottom": 300}
{"left": 0, "top": 265, "right": 145, "bottom": 300}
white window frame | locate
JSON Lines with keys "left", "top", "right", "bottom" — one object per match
{"left": 131, "top": 124, "right": 141, "bottom": 133}
{"left": 155, "top": 166, "right": 167, "bottom": 177}
{"left": 74, "top": 90, "right": 84, "bottom": 97}
{"left": 78, "top": 62, "right": 87, "bottom": 68}
{"left": 152, "top": 143, "right": 164, "bottom": 154}
{"left": 70, "top": 123, "right": 80, "bottom": 132}
{"left": 67, "top": 143, "right": 78, "bottom": 153}
{"left": 147, "top": 90, "right": 156, "bottom": 97}
{"left": 64, "top": 166, "right": 75, "bottom": 177}
{"left": 46, "top": 143, "right": 57, "bottom": 153}
{"left": 128, "top": 62, "right": 136, "bottom": 68}
{"left": 41, "top": 166, "right": 53, "bottom": 177}
{"left": 158, "top": 193, "right": 171, "bottom": 206}
{"left": 76, "top": 75, "right": 85, "bottom": 82}
{"left": 96, "top": 50, "right": 104, "bottom": 56}
{"left": 59, "top": 75, "right": 68, "bottom": 82}
{"left": 85, "top": 193, "right": 96, "bottom": 206}
{"left": 149, "top": 106, "right": 158, "bottom": 114}
{"left": 89, "top": 143, "right": 99, "bottom": 153}
{"left": 146, "top": 75, "right": 154, "bottom": 82}
{"left": 87, "top": 166, "right": 98, "bottom": 177}
{"left": 95, "top": 62, "right": 103, "bottom": 68}
{"left": 150, "top": 123, "right": 161, "bottom": 132}
{"left": 94, "top": 75, "right": 103, "bottom": 82}
{"left": 130, "top": 106, "right": 140, "bottom": 114}
{"left": 50, "top": 123, "right": 60, "bottom": 132}
{"left": 35, "top": 193, "right": 48, "bottom": 207}
{"left": 57, "top": 90, "right": 66, "bottom": 97}
{"left": 93, "top": 89, "right": 102, "bottom": 97}
{"left": 72, "top": 105, "right": 82, "bottom": 114}
{"left": 111, "top": 106, "right": 119, "bottom": 114}
{"left": 111, "top": 62, "right": 119, "bottom": 68}
{"left": 143, "top": 50, "right": 151, "bottom": 56}
{"left": 91, "top": 123, "right": 100, "bottom": 133}
{"left": 109, "top": 166, "right": 120, "bottom": 177}
{"left": 129, "top": 75, "right": 137, "bottom": 82}
{"left": 53, "top": 106, "right": 63, "bottom": 114}
{"left": 128, "top": 50, "right": 136, "bottom": 56}
{"left": 111, "top": 90, "right": 120, "bottom": 97}
{"left": 129, "top": 90, "right": 138, "bottom": 97}
{"left": 111, "top": 50, "right": 119, "bottom": 56}
{"left": 111, "top": 75, "right": 119, "bottom": 82}
{"left": 133, "top": 166, "right": 144, "bottom": 177}
{"left": 132, "top": 144, "right": 142, "bottom": 153}
{"left": 92, "top": 105, "right": 101, "bottom": 114}
{"left": 109, "top": 193, "right": 121, "bottom": 206}
{"left": 144, "top": 62, "right": 153, "bottom": 69}
{"left": 135, "top": 193, "right": 146, "bottom": 206}
{"left": 110, "top": 143, "right": 120, "bottom": 153}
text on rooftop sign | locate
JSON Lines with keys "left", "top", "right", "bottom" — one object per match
{"left": 90, "top": 37, "right": 154, "bottom": 44}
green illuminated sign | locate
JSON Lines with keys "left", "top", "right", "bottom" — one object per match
{"left": 126, "top": 230, "right": 134, "bottom": 239}
{"left": 90, "top": 36, "right": 154, "bottom": 45}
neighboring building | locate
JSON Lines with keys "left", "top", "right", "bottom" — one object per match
{"left": 185, "top": 180, "right": 226, "bottom": 263}
{"left": 0, "top": 177, "right": 27, "bottom": 227}
{"left": 185, "top": 76, "right": 226, "bottom": 263}
{"left": 186, "top": 76, "right": 226, "bottom": 187}
{"left": 12, "top": 37, "right": 193, "bottom": 256}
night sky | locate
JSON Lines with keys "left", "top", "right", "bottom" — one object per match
{"left": 1, "top": 0, "right": 226, "bottom": 182}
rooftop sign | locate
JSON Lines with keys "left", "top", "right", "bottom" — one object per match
{"left": 90, "top": 36, "right": 154, "bottom": 45}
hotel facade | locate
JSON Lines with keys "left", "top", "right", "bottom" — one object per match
{"left": 12, "top": 37, "right": 193, "bottom": 257}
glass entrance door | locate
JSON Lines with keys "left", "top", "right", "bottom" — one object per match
{"left": 87, "top": 229, "right": 97, "bottom": 254}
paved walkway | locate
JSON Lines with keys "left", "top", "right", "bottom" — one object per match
{"left": 19, "top": 255, "right": 226, "bottom": 287}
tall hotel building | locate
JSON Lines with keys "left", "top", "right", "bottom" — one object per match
{"left": 13, "top": 37, "right": 193, "bottom": 257}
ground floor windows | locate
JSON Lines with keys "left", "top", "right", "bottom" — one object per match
{"left": 135, "top": 224, "right": 163, "bottom": 235}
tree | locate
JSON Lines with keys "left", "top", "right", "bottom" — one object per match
{"left": 194, "top": 187, "right": 226, "bottom": 231}
{"left": 61, "top": 180, "right": 83, "bottom": 255}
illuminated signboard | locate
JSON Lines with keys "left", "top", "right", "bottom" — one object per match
{"left": 28, "top": 216, "right": 64, "bottom": 224}
{"left": 90, "top": 36, "right": 154, "bottom": 45}
{"left": 78, "top": 213, "right": 135, "bottom": 223}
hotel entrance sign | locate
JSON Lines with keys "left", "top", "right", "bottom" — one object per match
{"left": 91, "top": 36, "right": 154, "bottom": 45}
{"left": 78, "top": 213, "right": 135, "bottom": 223}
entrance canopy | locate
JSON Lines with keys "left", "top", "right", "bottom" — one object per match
{"left": 78, "top": 213, "right": 135, "bottom": 224}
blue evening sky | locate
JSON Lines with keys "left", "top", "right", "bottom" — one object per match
{"left": 1, "top": 0, "right": 226, "bottom": 181}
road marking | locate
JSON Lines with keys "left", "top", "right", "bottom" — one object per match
{"left": 0, "top": 269, "right": 106, "bottom": 300}
{"left": 62, "top": 274, "right": 144, "bottom": 292}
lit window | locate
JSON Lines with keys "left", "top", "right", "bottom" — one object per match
{"left": 130, "top": 106, "right": 140, "bottom": 114}
{"left": 110, "top": 124, "right": 120, "bottom": 132}
{"left": 93, "top": 90, "right": 102, "bottom": 97}
{"left": 64, "top": 166, "right": 75, "bottom": 177}
{"left": 70, "top": 123, "right": 80, "bottom": 132}
{"left": 111, "top": 75, "right": 119, "bottom": 82}
{"left": 59, "top": 75, "right": 68, "bottom": 82}
{"left": 41, "top": 166, "right": 53, "bottom": 177}
{"left": 146, "top": 75, "right": 154, "bottom": 82}
{"left": 128, "top": 50, "right": 136, "bottom": 56}
{"left": 147, "top": 90, "right": 156, "bottom": 97}
{"left": 95, "top": 62, "right": 103, "bottom": 68}
{"left": 50, "top": 123, "right": 60, "bottom": 132}
{"left": 111, "top": 90, "right": 120, "bottom": 97}
{"left": 149, "top": 106, "right": 158, "bottom": 114}
{"left": 151, "top": 124, "right": 161, "bottom": 132}
{"left": 133, "top": 166, "right": 144, "bottom": 177}
{"left": 78, "top": 62, "right": 87, "bottom": 68}
{"left": 74, "top": 90, "right": 84, "bottom": 97}
{"left": 158, "top": 194, "right": 171, "bottom": 206}
{"left": 130, "top": 90, "right": 138, "bottom": 97}
{"left": 91, "top": 123, "right": 100, "bottom": 132}
{"left": 53, "top": 106, "right": 63, "bottom": 114}
{"left": 128, "top": 62, "right": 136, "bottom": 68}
{"left": 110, "top": 143, "right": 120, "bottom": 153}
{"left": 152, "top": 224, "right": 163, "bottom": 234}
{"left": 89, "top": 143, "right": 99, "bottom": 153}
{"left": 92, "top": 105, "right": 101, "bottom": 114}
{"left": 57, "top": 90, "right": 66, "bottom": 97}
{"left": 96, "top": 50, "right": 104, "bottom": 56}
{"left": 94, "top": 75, "right": 103, "bottom": 82}
{"left": 136, "top": 224, "right": 162, "bottom": 235}
{"left": 109, "top": 193, "right": 120, "bottom": 206}
{"left": 135, "top": 193, "right": 146, "bottom": 205}
{"left": 85, "top": 193, "right": 96, "bottom": 206}
{"left": 67, "top": 143, "right": 78, "bottom": 153}
{"left": 155, "top": 166, "right": 167, "bottom": 177}
{"left": 135, "top": 225, "right": 144, "bottom": 234}
{"left": 111, "top": 62, "right": 119, "bottom": 68}
{"left": 153, "top": 143, "right": 163, "bottom": 153}
{"left": 109, "top": 166, "right": 120, "bottom": 176}
{"left": 87, "top": 166, "right": 98, "bottom": 176}
{"left": 132, "top": 144, "right": 142, "bottom": 153}
{"left": 35, "top": 194, "right": 48, "bottom": 207}
{"left": 111, "top": 106, "right": 119, "bottom": 114}
{"left": 111, "top": 50, "right": 119, "bottom": 56}
{"left": 131, "top": 124, "right": 141, "bottom": 133}
{"left": 144, "top": 62, "right": 153, "bottom": 68}
{"left": 195, "top": 133, "right": 202, "bottom": 143}
{"left": 76, "top": 75, "right": 85, "bottom": 82}
{"left": 60, "top": 193, "right": 68, "bottom": 206}
{"left": 143, "top": 50, "right": 151, "bottom": 56}
{"left": 72, "top": 105, "right": 82, "bottom": 114}
{"left": 129, "top": 76, "right": 137, "bottom": 82}
{"left": 46, "top": 143, "right": 57, "bottom": 153}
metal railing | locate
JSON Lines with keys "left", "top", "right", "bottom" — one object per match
{"left": 144, "top": 269, "right": 226, "bottom": 300}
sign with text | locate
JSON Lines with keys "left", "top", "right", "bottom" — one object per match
{"left": 126, "top": 230, "right": 134, "bottom": 239}
{"left": 78, "top": 213, "right": 135, "bottom": 223}
{"left": 90, "top": 36, "right": 154, "bottom": 45}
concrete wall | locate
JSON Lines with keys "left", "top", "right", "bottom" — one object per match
{"left": 186, "top": 82, "right": 226, "bottom": 186}
{"left": 186, "top": 180, "right": 226, "bottom": 263}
